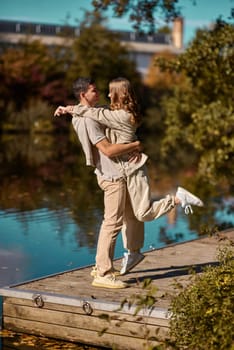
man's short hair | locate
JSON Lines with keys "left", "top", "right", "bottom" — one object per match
{"left": 73, "top": 77, "right": 95, "bottom": 100}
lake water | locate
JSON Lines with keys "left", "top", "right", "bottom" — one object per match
{"left": 0, "top": 133, "right": 233, "bottom": 349}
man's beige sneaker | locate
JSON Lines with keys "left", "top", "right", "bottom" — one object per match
{"left": 90, "top": 266, "right": 120, "bottom": 277}
{"left": 92, "top": 274, "right": 128, "bottom": 289}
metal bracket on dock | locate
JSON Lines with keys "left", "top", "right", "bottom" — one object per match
{"left": 33, "top": 294, "right": 44, "bottom": 308}
{"left": 82, "top": 301, "right": 93, "bottom": 315}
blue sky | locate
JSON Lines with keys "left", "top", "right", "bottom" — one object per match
{"left": 1, "top": 0, "right": 233, "bottom": 45}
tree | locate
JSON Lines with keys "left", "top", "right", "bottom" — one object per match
{"left": 92, "top": 0, "right": 181, "bottom": 32}
{"left": 155, "top": 20, "right": 234, "bottom": 185}
{"left": 138, "top": 51, "right": 189, "bottom": 168}
{"left": 66, "top": 12, "right": 142, "bottom": 104}
{"left": 0, "top": 39, "right": 68, "bottom": 112}
{"left": 0, "top": 39, "right": 71, "bottom": 133}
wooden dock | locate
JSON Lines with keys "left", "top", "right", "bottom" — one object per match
{"left": 0, "top": 229, "right": 233, "bottom": 349}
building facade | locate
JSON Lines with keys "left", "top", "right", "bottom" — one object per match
{"left": 0, "top": 19, "right": 184, "bottom": 76}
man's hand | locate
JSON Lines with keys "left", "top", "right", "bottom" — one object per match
{"left": 128, "top": 151, "right": 142, "bottom": 163}
{"left": 128, "top": 141, "right": 143, "bottom": 163}
{"left": 54, "top": 105, "right": 74, "bottom": 117}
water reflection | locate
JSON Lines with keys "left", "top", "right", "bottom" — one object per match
{"left": 0, "top": 248, "right": 27, "bottom": 287}
{"left": 1, "top": 133, "right": 55, "bottom": 166}
{"left": 0, "top": 133, "right": 103, "bottom": 234}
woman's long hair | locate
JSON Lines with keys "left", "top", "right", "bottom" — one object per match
{"left": 109, "top": 77, "right": 141, "bottom": 125}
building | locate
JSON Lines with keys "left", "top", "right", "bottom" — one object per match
{"left": 0, "top": 19, "right": 184, "bottom": 76}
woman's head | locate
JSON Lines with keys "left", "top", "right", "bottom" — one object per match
{"left": 109, "top": 77, "right": 140, "bottom": 125}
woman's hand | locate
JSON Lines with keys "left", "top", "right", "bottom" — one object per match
{"left": 54, "top": 105, "right": 74, "bottom": 116}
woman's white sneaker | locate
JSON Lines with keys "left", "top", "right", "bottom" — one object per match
{"left": 120, "top": 252, "right": 145, "bottom": 275}
{"left": 176, "top": 186, "right": 204, "bottom": 214}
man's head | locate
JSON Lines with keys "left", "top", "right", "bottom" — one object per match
{"left": 73, "top": 77, "right": 99, "bottom": 107}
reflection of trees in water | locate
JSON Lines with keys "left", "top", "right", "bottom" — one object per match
{"left": 158, "top": 226, "right": 184, "bottom": 246}
{"left": 0, "top": 133, "right": 104, "bottom": 249}
{"left": 1, "top": 133, "right": 55, "bottom": 166}
{"left": 0, "top": 133, "right": 233, "bottom": 250}
{"left": 0, "top": 248, "right": 28, "bottom": 287}
{"left": 57, "top": 179, "right": 104, "bottom": 249}
{"left": 72, "top": 207, "right": 103, "bottom": 250}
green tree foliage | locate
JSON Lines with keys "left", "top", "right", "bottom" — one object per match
{"left": 155, "top": 20, "right": 234, "bottom": 185}
{"left": 67, "top": 12, "right": 142, "bottom": 104}
{"left": 92, "top": 0, "right": 181, "bottom": 32}
{"left": 139, "top": 51, "right": 188, "bottom": 169}
{"left": 0, "top": 39, "right": 72, "bottom": 132}
{"left": 0, "top": 39, "right": 68, "bottom": 116}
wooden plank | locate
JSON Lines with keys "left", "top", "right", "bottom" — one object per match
{"left": 3, "top": 297, "right": 170, "bottom": 327}
{"left": 0, "top": 288, "right": 169, "bottom": 320}
{"left": 3, "top": 303, "right": 169, "bottom": 339}
{"left": 3, "top": 316, "right": 164, "bottom": 350}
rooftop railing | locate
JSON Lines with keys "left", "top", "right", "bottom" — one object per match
{"left": 0, "top": 20, "right": 171, "bottom": 45}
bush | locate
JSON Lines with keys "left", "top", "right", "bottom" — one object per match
{"left": 169, "top": 238, "right": 234, "bottom": 350}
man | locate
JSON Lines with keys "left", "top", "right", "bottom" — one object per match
{"left": 55, "top": 77, "right": 145, "bottom": 288}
